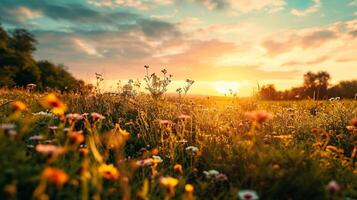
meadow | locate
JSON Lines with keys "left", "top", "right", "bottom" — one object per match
{"left": 0, "top": 88, "right": 357, "bottom": 200}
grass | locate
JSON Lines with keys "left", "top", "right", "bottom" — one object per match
{"left": 0, "top": 88, "right": 357, "bottom": 200}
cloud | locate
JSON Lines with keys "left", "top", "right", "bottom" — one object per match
{"left": 281, "top": 55, "right": 330, "bottom": 67}
{"left": 262, "top": 29, "right": 337, "bottom": 57}
{"left": 290, "top": 0, "right": 321, "bottom": 16}
{"left": 73, "top": 38, "right": 103, "bottom": 57}
{"left": 88, "top": 0, "right": 174, "bottom": 10}
{"left": 193, "top": 0, "right": 286, "bottom": 13}
{"left": 0, "top": 6, "right": 42, "bottom": 24}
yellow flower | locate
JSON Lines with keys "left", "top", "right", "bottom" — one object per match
{"left": 98, "top": 164, "right": 119, "bottom": 180}
{"left": 42, "top": 167, "right": 69, "bottom": 187}
{"left": 11, "top": 101, "right": 27, "bottom": 113}
{"left": 41, "top": 94, "right": 66, "bottom": 115}
{"left": 119, "top": 128, "right": 130, "bottom": 137}
{"left": 160, "top": 177, "right": 178, "bottom": 188}
{"left": 185, "top": 184, "right": 194, "bottom": 193}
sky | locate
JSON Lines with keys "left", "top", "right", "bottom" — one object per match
{"left": 0, "top": 0, "right": 356, "bottom": 96}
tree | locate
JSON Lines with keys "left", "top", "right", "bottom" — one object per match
{"left": 258, "top": 84, "right": 279, "bottom": 100}
{"left": 328, "top": 80, "right": 357, "bottom": 99}
{"left": 0, "top": 24, "right": 87, "bottom": 91}
{"left": 303, "top": 71, "right": 330, "bottom": 99}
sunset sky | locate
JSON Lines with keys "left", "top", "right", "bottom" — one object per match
{"left": 1, "top": 0, "right": 356, "bottom": 96}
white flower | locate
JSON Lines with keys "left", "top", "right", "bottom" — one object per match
{"left": 28, "top": 135, "right": 44, "bottom": 141}
{"left": 152, "top": 155, "right": 163, "bottom": 163}
{"left": 0, "top": 123, "right": 16, "bottom": 130}
{"left": 203, "top": 170, "right": 219, "bottom": 178}
{"left": 238, "top": 190, "right": 259, "bottom": 200}
{"left": 33, "top": 111, "right": 53, "bottom": 117}
{"left": 185, "top": 146, "right": 198, "bottom": 153}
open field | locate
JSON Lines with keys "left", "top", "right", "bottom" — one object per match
{"left": 0, "top": 89, "right": 357, "bottom": 200}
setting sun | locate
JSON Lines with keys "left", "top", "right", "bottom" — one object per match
{"left": 213, "top": 81, "right": 241, "bottom": 95}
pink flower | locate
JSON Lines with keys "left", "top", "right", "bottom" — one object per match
{"left": 91, "top": 112, "right": 105, "bottom": 121}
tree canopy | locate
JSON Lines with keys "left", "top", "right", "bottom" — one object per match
{"left": 258, "top": 71, "right": 357, "bottom": 100}
{"left": 0, "top": 24, "right": 87, "bottom": 92}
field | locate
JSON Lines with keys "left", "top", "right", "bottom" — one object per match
{"left": 0, "top": 89, "right": 357, "bottom": 200}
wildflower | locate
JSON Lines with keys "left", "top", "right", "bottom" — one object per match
{"left": 185, "top": 146, "right": 199, "bottom": 154}
{"left": 326, "top": 180, "right": 340, "bottom": 193}
{"left": 152, "top": 155, "right": 163, "bottom": 164}
{"left": 42, "top": 167, "right": 69, "bottom": 187}
{"left": 48, "top": 126, "right": 58, "bottom": 130}
{"left": 41, "top": 94, "right": 66, "bottom": 115}
{"left": 203, "top": 170, "right": 219, "bottom": 179}
{"left": 28, "top": 135, "right": 44, "bottom": 141}
{"left": 185, "top": 184, "right": 194, "bottom": 193}
{"left": 91, "top": 112, "right": 105, "bottom": 121}
{"left": 237, "top": 190, "right": 259, "bottom": 200}
{"left": 36, "top": 144, "right": 64, "bottom": 156}
{"left": 245, "top": 111, "right": 272, "bottom": 124}
{"left": 66, "top": 113, "right": 83, "bottom": 123}
{"left": 160, "top": 177, "right": 178, "bottom": 188}
{"left": 98, "top": 164, "right": 119, "bottom": 180}
{"left": 351, "top": 118, "right": 357, "bottom": 128}
{"left": 68, "top": 131, "right": 85, "bottom": 145}
{"left": 311, "top": 128, "right": 320, "bottom": 134}
{"left": 136, "top": 158, "right": 154, "bottom": 167}
{"left": 174, "top": 164, "right": 183, "bottom": 174}
{"left": 150, "top": 148, "right": 159, "bottom": 155}
{"left": 178, "top": 114, "right": 191, "bottom": 120}
{"left": 33, "top": 111, "right": 53, "bottom": 117}
{"left": 119, "top": 128, "right": 130, "bottom": 138}
{"left": 1, "top": 124, "right": 17, "bottom": 137}
{"left": 11, "top": 101, "right": 27, "bottom": 113}
{"left": 26, "top": 83, "right": 37, "bottom": 90}
{"left": 215, "top": 173, "right": 228, "bottom": 181}
{"left": 0, "top": 123, "right": 16, "bottom": 130}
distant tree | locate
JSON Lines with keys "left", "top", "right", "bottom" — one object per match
{"left": 37, "top": 60, "right": 83, "bottom": 91}
{"left": 303, "top": 71, "right": 330, "bottom": 99}
{"left": 328, "top": 80, "right": 357, "bottom": 99}
{"left": 258, "top": 84, "right": 279, "bottom": 100}
{"left": 0, "top": 24, "right": 87, "bottom": 91}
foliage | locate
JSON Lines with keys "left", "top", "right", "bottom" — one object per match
{"left": 0, "top": 24, "right": 87, "bottom": 92}
{"left": 258, "top": 71, "right": 356, "bottom": 100}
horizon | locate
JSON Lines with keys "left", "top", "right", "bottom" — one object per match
{"left": 1, "top": 0, "right": 356, "bottom": 96}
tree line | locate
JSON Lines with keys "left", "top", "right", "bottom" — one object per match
{"left": 258, "top": 71, "right": 357, "bottom": 100}
{"left": 0, "top": 24, "right": 89, "bottom": 92}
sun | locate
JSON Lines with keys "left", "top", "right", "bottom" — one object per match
{"left": 213, "top": 81, "right": 240, "bottom": 95}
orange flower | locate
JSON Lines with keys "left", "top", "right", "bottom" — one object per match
{"left": 174, "top": 164, "right": 183, "bottom": 174}
{"left": 245, "top": 111, "right": 272, "bottom": 124}
{"left": 351, "top": 118, "right": 357, "bottom": 128}
{"left": 11, "top": 101, "right": 27, "bottom": 113}
{"left": 79, "top": 147, "right": 89, "bottom": 156}
{"left": 98, "top": 164, "right": 119, "bottom": 180}
{"left": 41, "top": 94, "right": 66, "bottom": 115}
{"left": 68, "top": 131, "right": 85, "bottom": 145}
{"left": 42, "top": 167, "right": 69, "bottom": 187}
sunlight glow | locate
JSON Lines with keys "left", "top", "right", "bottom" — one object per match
{"left": 213, "top": 81, "right": 240, "bottom": 95}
